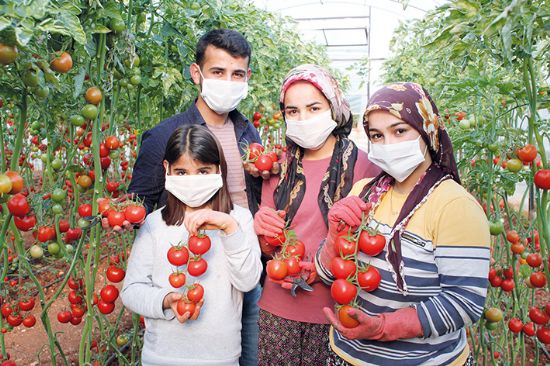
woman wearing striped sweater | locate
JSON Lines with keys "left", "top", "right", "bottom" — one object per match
{"left": 316, "top": 83, "right": 490, "bottom": 366}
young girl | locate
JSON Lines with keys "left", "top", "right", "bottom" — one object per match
{"left": 254, "top": 64, "right": 379, "bottom": 365}
{"left": 121, "top": 125, "right": 262, "bottom": 366}
{"left": 317, "top": 83, "right": 490, "bottom": 365}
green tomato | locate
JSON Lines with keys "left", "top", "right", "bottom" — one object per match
{"left": 458, "top": 119, "right": 471, "bottom": 130}
{"left": 81, "top": 104, "right": 99, "bottom": 120}
{"left": 120, "top": 79, "right": 129, "bottom": 88}
{"left": 124, "top": 55, "right": 140, "bottom": 68}
{"left": 506, "top": 158, "right": 523, "bottom": 173}
{"left": 40, "top": 154, "right": 48, "bottom": 163}
{"left": 47, "top": 242, "right": 60, "bottom": 255}
{"left": 489, "top": 220, "right": 504, "bottom": 236}
{"left": 116, "top": 334, "right": 129, "bottom": 347}
{"left": 34, "top": 86, "right": 49, "bottom": 99}
{"left": 51, "top": 203, "right": 63, "bottom": 215}
{"left": 70, "top": 114, "right": 85, "bottom": 127}
{"left": 31, "top": 121, "right": 40, "bottom": 130}
{"left": 485, "top": 320, "right": 499, "bottom": 331}
{"left": 52, "top": 188, "right": 66, "bottom": 202}
{"left": 129, "top": 74, "right": 141, "bottom": 85}
{"left": 484, "top": 308, "right": 503, "bottom": 322}
{"left": 65, "top": 244, "right": 74, "bottom": 254}
{"left": 22, "top": 70, "right": 40, "bottom": 87}
{"left": 77, "top": 218, "right": 90, "bottom": 229}
{"left": 51, "top": 158, "right": 63, "bottom": 171}
{"left": 29, "top": 244, "right": 44, "bottom": 259}
{"left": 488, "top": 144, "right": 499, "bottom": 153}
{"left": 110, "top": 18, "right": 126, "bottom": 33}
{"left": 109, "top": 150, "right": 118, "bottom": 159}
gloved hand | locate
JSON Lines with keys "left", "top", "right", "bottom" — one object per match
{"left": 323, "top": 306, "right": 423, "bottom": 341}
{"left": 269, "top": 261, "right": 317, "bottom": 290}
{"left": 253, "top": 207, "right": 286, "bottom": 238}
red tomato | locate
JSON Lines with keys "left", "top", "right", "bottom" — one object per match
{"left": 99, "top": 143, "right": 110, "bottom": 158}
{"left": 523, "top": 322, "right": 535, "bottom": 336}
{"left": 536, "top": 327, "right": 550, "bottom": 344}
{"left": 357, "top": 266, "right": 382, "bottom": 292}
{"left": 508, "top": 318, "right": 523, "bottom": 334}
{"left": 58, "top": 218, "right": 70, "bottom": 233}
{"left": 1, "top": 304, "right": 11, "bottom": 318}
{"left": 107, "top": 211, "right": 125, "bottom": 227}
{"left": 13, "top": 215, "right": 36, "bottom": 231}
{"left": 503, "top": 267, "right": 514, "bottom": 280}
{"left": 64, "top": 228, "right": 82, "bottom": 243}
{"left": 506, "top": 230, "right": 520, "bottom": 244}
{"left": 516, "top": 144, "right": 537, "bottom": 163}
{"left": 100, "top": 156, "right": 111, "bottom": 170}
{"left": 330, "top": 257, "right": 356, "bottom": 279}
{"left": 97, "top": 198, "right": 111, "bottom": 217}
{"left": 266, "top": 259, "right": 288, "bottom": 280}
{"left": 100, "top": 285, "right": 119, "bottom": 303}
{"left": 488, "top": 268, "right": 497, "bottom": 280}
{"left": 18, "top": 298, "right": 35, "bottom": 311}
{"left": 284, "top": 256, "right": 301, "bottom": 276}
{"left": 501, "top": 279, "right": 515, "bottom": 292}
{"left": 124, "top": 205, "right": 146, "bottom": 224}
{"left": 267, "top": 151, "right": 278, "bottom": 163}
{"left": 253, "top": 112, "right": 262, "bottom": 121}
{"left": 534, "top": 169, "right": 550, "bottom": 190}
{"left": 37, "top": 226, "right": 56, "bottom": 242}
{"left": 358, "top": 231, "right": 386, "bottom": 256}
{"left": 334, "top": 233, "right": 357, "bottom": 257}
{"left": 248, "top": 143, "right": 265, "bottom": 161}
{"left": 97, "top": 299, "right": 115, "bottom": 314}
{"left": 176, "top": 300, "right": 196, "bottom": 316}
{"left": 530, "top": 272, "right": 547, "bottom": 288}
{"left": 68, "top": 277, "right": 83, "bottom": 290}
{"left": 68, "top": 290, "right": 83, "bottom": 304}
{"left": 78, "top": 203, "right": 93, "bottom": 217}
{"left": 188, "top": 234, "right": 211, "bottom": 255}
{"left": 70, "top": 315, "right": 82, "bottom": 325}
{"left": 187, "top": 284, "right": 204, "bottom": 303}
{"left": 187, "top": 257, "right": 208, "bottom": 277}
{"left": 526, "top": 253, "right": 543, "bottom": 268}
{"left": 105, "top": 136, "right": 120, "bottom": 150}
{"left": 57, "top": 310, "right": 72, "bottom": 323}
{"left": 22, "top": 314, "right": 36, "bottom": 328}
{"left": 106, "top": 266, "right": 126, "bottom": 283}
{"left": 263, "top": 231, "right": 286, "bottom": 246}
{"left": 5, "top": 171, "right": 24, "bottom": 194}
{"left": 330, "top": 279, "right": 357, "bottom": 305}
{"left": 529, "top": 307, "right": 549, "bottom": 325}
{"left": 254, "top": 154, "right": 273, "bottom": 171}
{"left": 338, "top": 305, "right": 359, "bottom": 328}
{"left": 7, "top": 193, "right": 29, "bottom": 217}
{"left": 282, "top": 240, "right": 306, "bottom": 259}
{"left": 168, "top": 272, "right": 186, "bottom": 288}
{"left": 71, "top": 305, "right": 86, "bottom": 318}
{"left": 105, "top": 181, "right": 119, "bottom": 193}
{"left": 167, "top": 246, "right": 189, "bottom": 266}
{"left": 6, "top": 314, "right": 22, "bottom": 327}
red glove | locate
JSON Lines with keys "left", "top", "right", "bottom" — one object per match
{"left": 323, "top": 306, "right": 423, "bottom": 341}
{"left": 253, "top": 207, "right": 286, "bottom": 237}
{"left": 269, "top": 261, "right": 317, "bottom": 290}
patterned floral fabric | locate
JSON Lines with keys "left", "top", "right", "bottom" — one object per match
{"left": 258, "top": 309, "right": 330, "bottom": 366}
{"left": 274, "top": 64, "right": 359, "bottom": 227}
{"left": 360, "top": 82, "right": 460, "bottom": 294}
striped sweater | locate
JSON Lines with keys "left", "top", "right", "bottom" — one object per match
{"left": 316, "top": 179, "right": 491, "bottom": 366}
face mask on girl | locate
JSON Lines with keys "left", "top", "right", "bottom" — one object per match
{"left": 198, "top": 68, "right": 248, "bottom": 114}
{"left": 367, "top": 136, "right": 428, "bottom": 182}
{"left": 285, "top": 110, "right": 337, "bottom": 150}
{"left": 164, "top": 166, "right": 224, "bottom": 207}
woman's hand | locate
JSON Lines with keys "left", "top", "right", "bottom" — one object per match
{"left": 254, "top": 207, "right": 286, "bottom": 238}
{"left": 243, "top": 161, "right": 281, "bottom": 180}
{"left": 184, "top": 209, "right": 238, "bottom": 235}
{"left": 163, "top": 293, "right": 204, "bottom": 324}
{"left": 323, "top": 306, "right": 383, "bottom": 340}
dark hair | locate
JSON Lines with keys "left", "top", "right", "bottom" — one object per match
{"left": 195, "top": 29, "right": 251, "bottom": 66}
{"left": 162, "top": 125, "right": 233, "bottom": 226}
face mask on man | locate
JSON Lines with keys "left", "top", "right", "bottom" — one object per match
{"left": 198, "top": 67, "right": 248, "bottom": 114}
{"left": 285, "top": 110, "right": 337, "bottom": 150}
{"left": 367, "top": 136, "right": 428, "bottom": 182}
{"left": 164, "top": 166, "right": 224, "bottom": 207}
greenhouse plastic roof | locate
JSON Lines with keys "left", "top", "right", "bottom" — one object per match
{"left": 253, "top": 0, "right": 447, "bottom": 115}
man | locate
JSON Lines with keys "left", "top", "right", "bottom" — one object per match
{"left": 129, "top": 29, "right": 271, "bottom": 366}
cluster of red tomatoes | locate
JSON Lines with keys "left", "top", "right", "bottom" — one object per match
{"left": 243, "top": 143, "right": 279, "bottom": 172}
{"left": 1, "top": 297, "right": 36, "bottom": 332}
{"left": 264, "top": 230, "right": 307, "bottom": 281}
{"left": 330, "top": 226, "right": 386, "bottom": 328}
{"left": 166, "top": 233, "right": 210, "bottom": 318}
{"left": 92, "top": 197, "right": 146, "bottom": 229}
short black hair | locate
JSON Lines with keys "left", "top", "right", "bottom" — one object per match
{"left": 195, "top": 29, "right": 251, "bottom": 66}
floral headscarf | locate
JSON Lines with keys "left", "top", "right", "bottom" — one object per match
{"left": 274, "top": 64, "right": 358, "bottom": 227}
{"left": 360, "top": 82, "right": 460, "bottom": 294}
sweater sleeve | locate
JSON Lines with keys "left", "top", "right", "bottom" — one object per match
{"left": 414, "top": 196, "right": 491, "bottom": 338}
{"left": 121, "top": 220, "right": 174, "bottom": 320}
{"left": 219, "top": 208, "right": 262, "bottom": 292}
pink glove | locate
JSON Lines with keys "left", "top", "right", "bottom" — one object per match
{"left": 253, "top": 207, "right": 286, "bottom": 237}
{"left": 323, "top": 306, "right": 423, "bottom": 341}
{"left": 270, "top": 261, "right": 317, "bottom": 290}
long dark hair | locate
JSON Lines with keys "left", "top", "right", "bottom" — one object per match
{"left": 162, "top": 125, "right": 233, "bottom": 226}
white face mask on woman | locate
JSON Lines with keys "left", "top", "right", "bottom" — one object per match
{"left": 198, "top": 68, "right": 248, "bottom": 114}
{"left": 367, "top": 137, "right": 428, "bottom": 182}
{"left": 285, "top": 110, "right": 337, "bottom": 150}
{"left": 164, "top": 168, "right": 224, "bottom": 207}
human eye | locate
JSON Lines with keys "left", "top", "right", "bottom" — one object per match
{"left": 285, "top": 109, "right": 297, "bottom": 117}
{"left": 369, "top": 133, "right": 383, "bottom": 141}
{"left": 395, "top": 128, "right": 408, "bottom": 136}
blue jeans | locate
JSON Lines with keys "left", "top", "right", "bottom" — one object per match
{"left": 240, "top": 283, "right": 261, "bottom": 366}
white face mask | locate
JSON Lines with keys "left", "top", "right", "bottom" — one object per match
{"left": 285, "top": 110, "right": 337, "bottom": 150}
{"left": 367, "top": 137, "right": 428, "bottom": 182}
{"left": 165, "top": 168, "right": 224, "bottom": 208}
{"left": 198, "top": 67, "right": 248, "bottom": 114}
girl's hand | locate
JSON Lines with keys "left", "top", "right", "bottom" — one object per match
{"left": 243, "top": 161, "right": 281, "bottom": 180}
{"left": 184, "top": 208, "right": 238, "bottom": 235}
{"left": 163, "top": 293, "right": 204, "bottom": 324}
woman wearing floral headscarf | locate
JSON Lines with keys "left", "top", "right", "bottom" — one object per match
{"left": 316, "top": 83, "right": 490, "bottom": 365}
{"left": 254, "top": 64, "right": 379, "bottom": 364}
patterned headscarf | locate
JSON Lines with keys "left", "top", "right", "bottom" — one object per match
{"left": 274, "top": 64, "right": 358, "bottom": 227}
{"left": 360, "top": 82, "right": 460, "bottom": 294}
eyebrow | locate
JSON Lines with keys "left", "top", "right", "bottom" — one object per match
{"left": 368, "top": 122, "right": 408, "bottom": 131}
{"left": 208, "top": 66, "right": 246, "bottom": 74}
{"left": 285, "top": 101, "right": 322, "bottom": 109}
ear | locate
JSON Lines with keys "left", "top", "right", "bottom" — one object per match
{"left": 163, "top": 160, "right": 169, "bottom": 174}
{"left": 246, "top": 68, "right": 251, "bottom": 81}
{"left": 190, "top": 63, "right": 202, "bottom": 86}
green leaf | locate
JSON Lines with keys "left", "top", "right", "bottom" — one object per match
{"left": 38, "top": 12, "right": 86, "bottom": 45}
{"left": 92, "top": 24, "right": 111, "bottom": 34}
{"left": 14, "top": 24, "right": 33, "bottom": 46}
{"left": 0, "top": 17, "right": 11, "bottom": 32}
{"left": 73, "top": 67, "right": 86, "bottom": 99}
{"left": 501, "top": 20, "right": 512, "bottom": 63}
{"left": 27, "top": 0, "right": 49, "bottom": 19}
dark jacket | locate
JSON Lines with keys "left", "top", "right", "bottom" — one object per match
{"left": 128, "top": 103, "right": 263, "bottom": 215}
